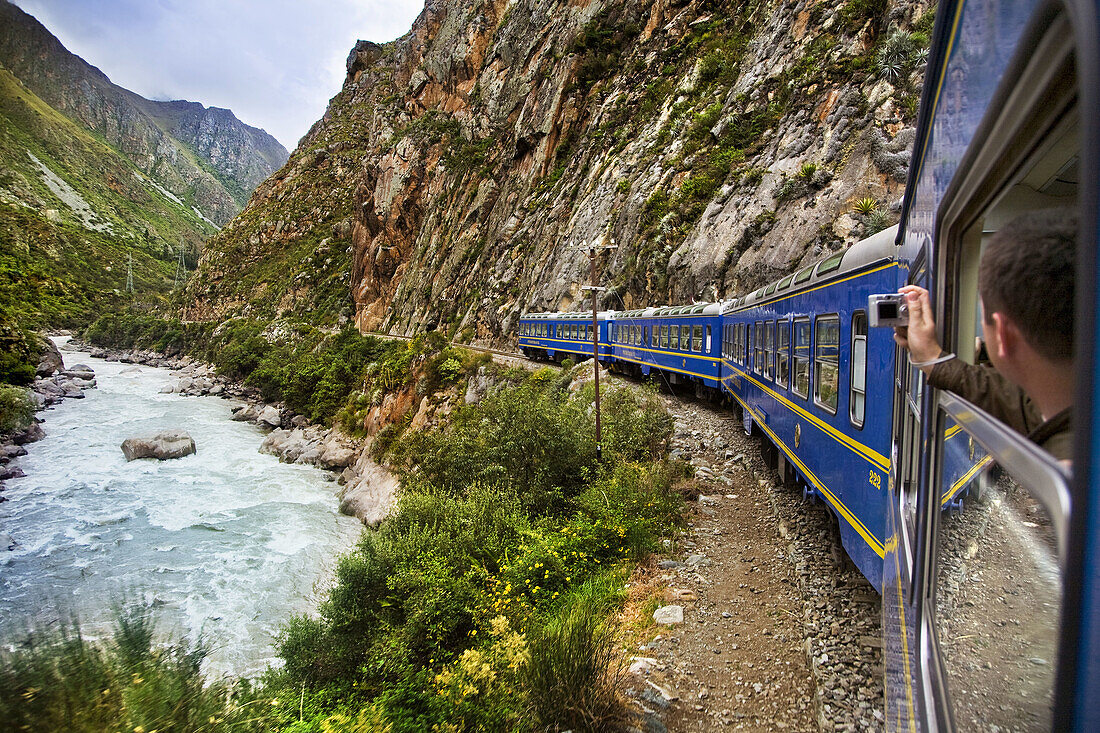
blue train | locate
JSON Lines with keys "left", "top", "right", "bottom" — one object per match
{"left": 520, "top": 0, "right": 1100, "bottom": 727}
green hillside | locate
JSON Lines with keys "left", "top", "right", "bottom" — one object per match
{"left": 0, "top": 66, "right": 216, "bottom": 382}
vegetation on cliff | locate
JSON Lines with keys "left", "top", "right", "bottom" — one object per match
{"left": 188, "top": 0, "right": 934, "bottom": 341}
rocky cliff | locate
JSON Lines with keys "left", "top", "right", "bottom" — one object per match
{"left": 189, "top": 0, "right": 931, "bottom": 341}
{"left": 0, "top": 0, "right": 289, "bottom": 226}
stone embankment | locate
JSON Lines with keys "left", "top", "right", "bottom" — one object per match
{"left": 73, "top": 341, "right": 401, "bottom": 527}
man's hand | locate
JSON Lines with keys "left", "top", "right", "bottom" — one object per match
{"left": 894, "top": 285, "right": 944, "bottom": 374}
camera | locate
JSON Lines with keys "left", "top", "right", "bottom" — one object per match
{"left": 868, "top": 294, "right": 909, "bottom": 328}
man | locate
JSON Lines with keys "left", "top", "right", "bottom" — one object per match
{"left": 894, "top": 209, "right": 1075, "bottom": 461}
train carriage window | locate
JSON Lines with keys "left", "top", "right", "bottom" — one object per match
{"left": 923, "top": 15, "right": 1083, "bottom": 727}
{"left": 692, "top": 325, "right": 703, "bottom": 352}
{"left": 778, "top": 275, "right": 794, "bottom": 291}
{"left": 740, "top": 323, "right": 748, "bottom": 365}
{"left": 764, "top": 321, "right": 775, "bottom": 380}
{"left": 777, "top": 320, "right": 790, "bottom": 389}
{"left": 793, "top": 264, "right": 815, "bottom": 285}
{"left": 792, "top": 318, "right": 810, "bottom": 399}
{"left": 753, "top": 322, "right": 763, "bottom": 374}
{"left": 814, "top": 315, "right": 840, "bottom": 414}
{"left": 816, "top": 252, "right": 844, "bottom": 277}
{"left": 849, "top": 312, "right": 867, "bottom": 429}
{"left": 706, "top": 325, "right": 712, "bottom": 353}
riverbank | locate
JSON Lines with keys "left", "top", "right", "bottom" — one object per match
{"left": 66, "top": 337, "right": 401, "bottom": 526}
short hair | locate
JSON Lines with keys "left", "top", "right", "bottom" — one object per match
{"left": 979, "top": 209, "right": 1076, "bottom": 362}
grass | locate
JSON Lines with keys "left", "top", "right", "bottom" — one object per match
{"left": 0, "top": 605, "right": 274, "bottom": 733}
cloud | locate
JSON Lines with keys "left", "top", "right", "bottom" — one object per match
{"left": 12, "top": 0, "right": 424, "bottom": 150}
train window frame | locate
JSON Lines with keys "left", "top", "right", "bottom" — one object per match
{"left": 849, "top": 311, "right": 867, "bottom": 429}
{"left": 753, "top": 321, "right": 764, "bottom": 374}
{"left": 693, "top": 325, "right": 703, "bottom": 352}
{"left": 919, "top": 10, "right": 1086, "bottom": 726}
{"left": 706, "top": 325, "right": 712, "bottom": 353}
{"left": 777, "top": 319, "right": 790, "bottom": 389}
{"left": 793, "top": 318, "right": 810, "bottom": 399}
{"left": 778, "top": 275, "right": 794, "bottom": 291}
{"left": 816, "top": 252, "right": 844, "bottom": 276}
{"left": 793, "top": 264, "right": 815, "bottom": 285}
{"left": 813, "top": 314, "right": 840, "bottom": 414}
{"left": 764, "top": 321, "right": 775, "bottom": 380}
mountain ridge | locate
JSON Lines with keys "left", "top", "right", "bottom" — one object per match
{"left": 187, "top": 0, "right": 929, "bottom": 343}
{"left": 0, "top": 0, "right": 289, "bottom": 225}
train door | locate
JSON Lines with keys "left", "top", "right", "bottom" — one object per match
{"left": 908, "top": 4, "right": 1094, "bottom": 728}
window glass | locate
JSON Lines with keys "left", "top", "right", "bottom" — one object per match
{"left": 814, "top": 316, "right": 840, "bottom": 413}
{"left": 693, "top": 325, "right": 703, "bottom": 352}
{"left": 793, "top": 319, "right": 810, "bottom": 398}
{"left": 706, "top": 325, "right": 712, "bottom": 353}
{"left": 753, "top": 321, "right": 763, "bottom": 374}
{"left": 850, "top": 312, "right": 867, "bottom": 428}
{"left": 777, "top": 320, "right": 790, "bottom": 389}
{"left": 764, "top": 321, "right": 775, "bottom": 380}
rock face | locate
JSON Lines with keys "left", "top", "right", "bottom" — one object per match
{"left": 121, "top": 430, "right": 197, "bottom": 461}
{"left": 188, "top": 0, "right": 929, "bottom": 340}
{"left": 0, "top": 0, "right": 288, "bottom": 225}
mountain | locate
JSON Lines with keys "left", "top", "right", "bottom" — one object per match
{"left": 0, "top": 0, "right": 289, "bottom": 227}
{"left": 188, "top": 0, "right": 930, "bottom": 340}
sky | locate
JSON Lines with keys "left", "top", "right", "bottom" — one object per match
{"left": 12, "top": 0, "right": 425, "bottom": 152}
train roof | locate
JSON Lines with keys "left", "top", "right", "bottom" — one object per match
{"left": 520, "top": 311, "right": 613, "bottom": 321}
{"left": 612, "top": 302, "right": 722, "bottom": 318}
{"left": 722, "top": 225, "right": 898, "bottom": 313}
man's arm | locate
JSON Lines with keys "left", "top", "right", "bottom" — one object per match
{"left": 894, "top": 286, "right": 1042, "bottom": 436}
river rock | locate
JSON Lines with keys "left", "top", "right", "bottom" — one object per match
{"left": 36, "top": 336, "right": 64, "bottom": 377}
{"left": 230, "top": 404, "right": 257, "bottom": 421}
{"left": 121, "top": 430, "right": 196, "bottom": 461}
{"left": 319, "top": 437, "right": 356, "bottom": 469}
{"left": 12, "top": 423, "right": 45, "bottom": 445}
{"left": 339, "top": 453, "right": 399, "bottom": 526}
{"left": 258, "top": 406, "right": 282, "bottom": 427}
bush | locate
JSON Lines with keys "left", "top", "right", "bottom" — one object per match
{"left": 0, "top": 385, "right": 35, "bottom": 435}
{"left": 524, "top": 578, "right": 629, "bottom": 732}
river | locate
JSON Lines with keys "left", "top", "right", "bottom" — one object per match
{"left": 0, "top": 339, "right": 363, "bottom": 677}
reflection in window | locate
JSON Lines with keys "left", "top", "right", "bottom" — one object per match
{"left": 815, "top": 316, "right": 839, "bottom": 413}
{"left": 764, "top": 321, "right": 775, "bottom": 380}
{"left": 850, "top": 312, "right": 867, "bottom": 428}
{"left": 777, "top": 320, "right": 790, "bottom": 389}
{"left": 793, "top": 319, "right": 810, "bottom": 398}
{"left": 935, "top": 467, "right": 1062, "bottom": 732}
{"left": 693, "top": 325, "right": 703, "bottom": 352}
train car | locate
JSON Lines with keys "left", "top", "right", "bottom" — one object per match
{"left": 517, "top": 311, "right": 611, "bottom": 363}
{"left": 882, "top": 0, "right": 1100, "bottom": 729}
{"left": 719, "top": 227, "right": 899, "bottom": 590}
{"left": 717, "top": 226, "right": 991, "bottom": 591}
{"left": 608, "top": 304, "right": 722, "bottom": 394}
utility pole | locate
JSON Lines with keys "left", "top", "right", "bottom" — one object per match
{"left": 575, "top": 231, "right": 617, "bottom": 462}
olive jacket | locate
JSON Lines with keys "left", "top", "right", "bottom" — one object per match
{"left": 929, "top": 357, "right": 1072, "bottom": 461}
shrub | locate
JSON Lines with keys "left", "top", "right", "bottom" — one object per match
{"left": 524, "top": 578, "right": 629, "bottom": 732}
{"left": 0, "top": 385, "right": 35, "bottom": 435}
{"left": 852, "top": 196, "right": 879, "bottom": 215}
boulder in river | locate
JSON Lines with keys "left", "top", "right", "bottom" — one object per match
{"left": 35, "top": 336, "right": 64, "bottom": 377}
{"left": 121, "top": 430, "right": 196, "bottom": 461}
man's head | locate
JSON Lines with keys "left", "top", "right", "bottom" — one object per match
{"left": 979, "top": 208, "right": 1076, "bottom": 365}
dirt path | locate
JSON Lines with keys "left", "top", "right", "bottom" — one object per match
{"left": 623, "top": 395, "right": 885, "bottom": 732}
